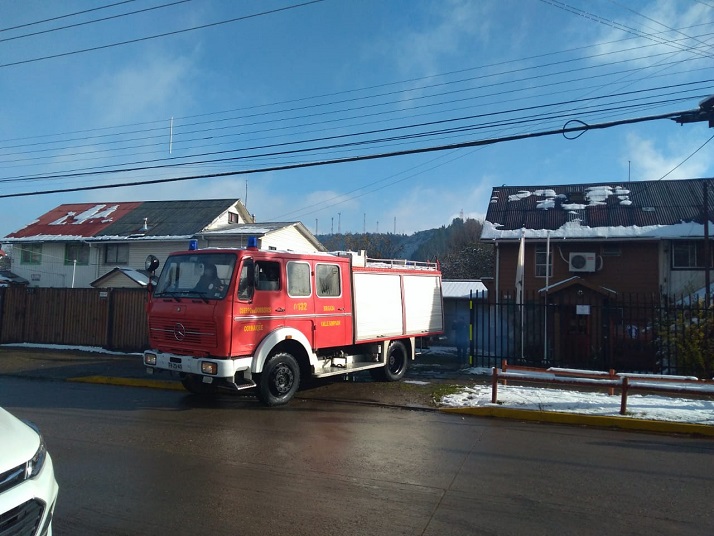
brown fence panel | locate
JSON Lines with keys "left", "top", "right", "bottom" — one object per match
{"left": 0, "top": 287, "right": 28, "bottom": 343}
{"left": 0, "top": 287, "right": 149, "bottom": 352}
{"left": 62, "top": 289, "right": 109, "bottom": 347}
{"left": 24, "top": 288, "right": 67, "bottom": 344}
{"left": 107, "top": 289, "right": 149, "bottom": 352}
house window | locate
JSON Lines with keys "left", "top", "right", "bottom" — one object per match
{"left": 65, "top": 243, "right": 90, "bottom": 266}
{"left": 228, "top": 212, "right": 239, "bottom": 224}
{"left": 20, "top": 243, "right": 42, "bottom": 265}
{"left": 535, "top": 244, "right": 552, "bottom": 278}
{"left": 104, "top": 244, "right": 129, "bottom": 265}
{"left": 671, "top": 241, "right": 713, "bottom": 269}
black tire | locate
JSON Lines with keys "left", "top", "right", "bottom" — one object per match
{"left": 257, "top": 352, "right": 300, "bottom": 406}
{"left": 370, "top": 341, "right": 409, "bottom": 382}
{"left": 181, "top": 374, "right": 219, "bottom": 395}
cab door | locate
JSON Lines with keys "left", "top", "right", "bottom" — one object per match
{"left": 233, "top": 257, "right": 285, "bottom": 355}
{"left": 312, "top": 261, "right": 351, "bottom": 349}
{"left": 284, "top": 260, "right": 315, "bottom": 346}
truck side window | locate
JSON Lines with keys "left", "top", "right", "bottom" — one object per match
{"left": 238, "top": 259, "right": 254, "bottom": 301}
{"left": 255, "top": 261, "right": 281, "bottom": 291}
{"left": 316, "top": 264, "right": 340, "bottom": 297}
{"left": 287, "top": 261, "right": 311, "bottom": 297}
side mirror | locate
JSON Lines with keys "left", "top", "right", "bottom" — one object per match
{"left": 145, "top": 255, "right": 160, "bottom": 273}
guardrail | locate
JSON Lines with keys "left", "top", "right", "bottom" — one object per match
{"left": 493, "top": 360, "right": 714, "bottom": 415}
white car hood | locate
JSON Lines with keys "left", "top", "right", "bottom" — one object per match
{"left": 0, "top": 406, "right": 40, "bottom": 471}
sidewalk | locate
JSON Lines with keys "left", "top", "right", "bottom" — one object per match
{"left": 1, "top": 345, "right": 712, "bottom": 437}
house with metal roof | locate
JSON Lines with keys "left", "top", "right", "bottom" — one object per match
{"left": 476, "top": 177, "right": 714, "bottom": 373}
{"left": 482, "top": 178, "right": 714, "bottom": 301}
{"left": 2, "top": 199, "right": 325, "bottom": 288}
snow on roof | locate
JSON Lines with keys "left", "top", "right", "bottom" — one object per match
{"left": 481, "top": 219, "right": 713, "bottom": 240}
{"left": 484, "top": 178, "right": 714, "bottom": 240}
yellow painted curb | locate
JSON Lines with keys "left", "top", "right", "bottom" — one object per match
{"left": 68, "top": 376, "right": 184, "bottom": 391}
{"left": 440, "top": 406, "right": 714, "bottom": 437}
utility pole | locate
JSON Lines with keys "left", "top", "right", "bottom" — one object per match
{"left": 705, "top": 180, "right": 711, "bottom": 309}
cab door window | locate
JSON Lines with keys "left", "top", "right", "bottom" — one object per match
{"left": 287, "top": 261, "right": 311, "bottom": 297}
{"left": 237, "top": 258, "right": 254, "bottom": 301}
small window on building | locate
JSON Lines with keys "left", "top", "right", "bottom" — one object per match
{"left": 601, "top": 244, "right": 621, "bottom": 256}
{"left": 65, "top": 243, "right": 90, "bottom": 266}
{"left": 535, "top": 244, "right": 552, "bottom": 278}
{"left": 287, "top": 261, "right": 311, "bottom": 297}
{"left": 228, "top": 212, "right": 239, "bottom": 224}
{"left": 671, "top": 241, "right": 714, "bottom": 269}
{"left": 316, "top": 264, "right": 341, "bottom": 297}
{"left": 104, "top": 244, "right": 129, "bottom": 265}
{"left": 20, "top": 243, "right": 42, "bottom": 265}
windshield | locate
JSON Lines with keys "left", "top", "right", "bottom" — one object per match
{"left": 154, "top": 252, "right": 236, "bottom": 300}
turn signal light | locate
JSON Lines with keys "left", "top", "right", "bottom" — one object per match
{"left": 201, "top": 362, "right": 218, "bottom": 375}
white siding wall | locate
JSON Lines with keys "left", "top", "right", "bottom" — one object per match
{"left": 12, "top": 243, "right": 101, "bottom": 288}
{"left": 262, "top": 227, "right": 319, "bottom": 252}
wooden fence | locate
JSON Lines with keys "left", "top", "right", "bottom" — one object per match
{"left": 0, "top": 286, "right": 149, "bottom": 352}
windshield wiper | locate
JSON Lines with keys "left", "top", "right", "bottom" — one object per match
{"left": 155, "top": 291, "right": 181, "bottom": 302}
{"left": 183, "top": 290, "right": 210, "bottom": 303}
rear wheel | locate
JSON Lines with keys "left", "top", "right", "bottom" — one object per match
{"left": 181, "top": 374, "right": 219, "bottom": 395}
{"left": 257, "top": 352, "right": 300, "bottom": 406}
{"left": 370, "top": 341, "right": 409, "bottom": 382}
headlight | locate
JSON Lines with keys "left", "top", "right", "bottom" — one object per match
{"left": 23, "top": 422, "right": 47, "bottom": 479}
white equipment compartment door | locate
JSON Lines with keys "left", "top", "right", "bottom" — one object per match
{"left": 353, "top": 272, "right": 404, "bottom": 341}
{"left": 402, "top": 274, "right": 443, "bottom": 334}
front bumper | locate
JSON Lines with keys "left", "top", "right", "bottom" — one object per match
{"left": 143, "top": 350, "right": 253, "bottom": 384}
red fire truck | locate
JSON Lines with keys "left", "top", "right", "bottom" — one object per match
{"left": 143, "top": 239, "right": 444, "bottom": 406}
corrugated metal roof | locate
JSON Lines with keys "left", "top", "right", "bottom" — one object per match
{"left": 6, "top": 202, "right": 142, "bottom": 239}
{"left": 484, "top": 178, "right": 714, "bottom": 238}
{"left": 3, "top": 199, "right": 244, "bottom": 241}
{"left": 442, "top": 280, "right": 487, "bottom": 299}
{"left": 96, "top": 199, "right": 239, "bottom": 237}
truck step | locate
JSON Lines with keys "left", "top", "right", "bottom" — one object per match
{"left": 313, "top": 361, "right": 384, "bottom": 379}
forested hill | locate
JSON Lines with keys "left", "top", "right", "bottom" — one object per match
{"left": 316, "top": 217, "right": 494, "bottom": 279}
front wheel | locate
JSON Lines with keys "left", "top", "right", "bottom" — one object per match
{"left": 370, "top": 341, "right": 409, "bottom": 382}
{"left": 257, "top": 352, "right": 300, "bottom": 406}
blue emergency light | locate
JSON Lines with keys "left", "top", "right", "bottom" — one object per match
{"left": 188, "top": 239, "right": 198, "bottom": 250}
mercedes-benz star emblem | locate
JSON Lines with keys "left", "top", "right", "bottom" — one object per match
{"left": 173, "top": 323, "right": 186, "bottom": 341}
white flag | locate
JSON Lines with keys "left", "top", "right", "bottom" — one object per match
{"left": 515, "top": 229, "right": 525, "bottom": 305}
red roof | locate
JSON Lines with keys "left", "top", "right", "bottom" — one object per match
{"left": 6, "top": 202, "right": 143, "bottom": 239}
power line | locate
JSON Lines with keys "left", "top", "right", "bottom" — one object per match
{"left": 0, "top": 108, "right": 694, "bottom": 200}
{"left": 0, "top": 1, "right": 192, "bottom": 44}
{"left": 0, "top": 0, "right": 325, "bottom": 69}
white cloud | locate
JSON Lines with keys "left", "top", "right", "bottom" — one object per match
{"left": 80, "top": 52, "right": 198, "bottom": 126}
{"left": 382, "top": 0, "right": 494, "bottom": 76}
{"left": 623, "top": 132, "right": 713, "bottom": 181}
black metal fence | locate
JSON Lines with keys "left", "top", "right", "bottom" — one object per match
{"left": 469, "top": 291, "right": 714, "bottom": 378}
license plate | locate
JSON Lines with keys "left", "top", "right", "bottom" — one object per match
{"left": 168, "top": 361, "right": 183, "bottom": 370}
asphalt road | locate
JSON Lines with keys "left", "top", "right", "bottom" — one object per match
{"left": 2, "top": 376, "right": 713, "bottom": 536}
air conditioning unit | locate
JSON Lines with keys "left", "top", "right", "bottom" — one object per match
{"left": 568, "top": 252, "right": 597, "bottom": 272}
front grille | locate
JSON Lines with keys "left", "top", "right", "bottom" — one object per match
{"left": 0, "top": 464, "right": 24, "bottom": 494}
{"left": 149, "top": 317, "right": 218, "bottom": 348}
{"left": 0, "top": 499, "right": 44, "bottom": 536}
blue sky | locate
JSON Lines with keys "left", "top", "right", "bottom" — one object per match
{"left": 1, "top": 0, "right": 713, "bottom": 238}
